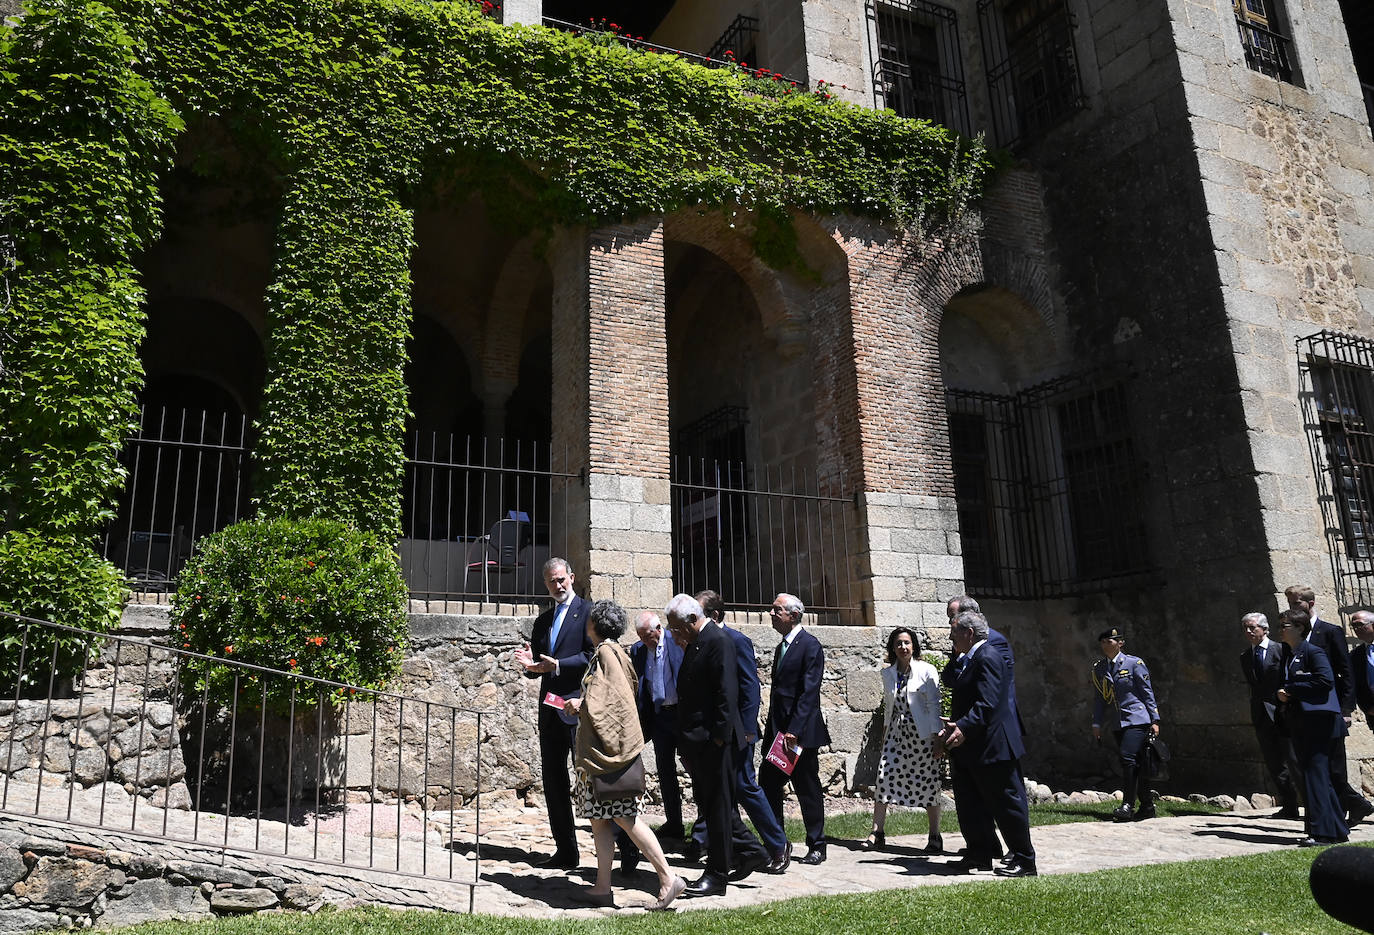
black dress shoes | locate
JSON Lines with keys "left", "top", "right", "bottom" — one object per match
{"left": 800, "top": 844, "right": 827, "bottom": 865}
{"left": 1347, "top": 798, "right": 1374, "bottom": 826}
{"left": 728, "top": 850, "right": 771, "bottom": 882}
{"left": 1111, "top": 805, "right": 1134, "bottom": 822}
{"left": 1134, "top": 806, "right": 1157, "bottom": 821}
{"left": 655, "top": 823, "right": 687, "bottom": 841}
{"left": 994, "top": 860, "right": 1038, "bottom": 877}
{"left": 618, "top": 848, "right": 641, "bottom": 875}
{"left": 682, "top": 874, "right": 728, "bottom": 898}
{"left": 951, "top": 857, "right": 994, "bottom": 873}
{"left": 1298, "top": 836, "right": 1347, "bottom": 847}
{"left": 535, "top": 850, "right": 580, "bottom": 870}
{"left": 764, "top": 842, "right": 793, "bottom": 874}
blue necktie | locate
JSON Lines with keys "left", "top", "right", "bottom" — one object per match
{"left": 549, "top": 603, "right": 567, "bottom": 653}
{"left": 650, "top": 645, "right": 666, "bottom": 710}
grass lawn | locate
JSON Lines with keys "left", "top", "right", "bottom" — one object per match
{"left": 120, "top": 845, "right": 1365, "bottom": 935}
{"left": 785, "top": 799, "right": 1225, "bottom": 841}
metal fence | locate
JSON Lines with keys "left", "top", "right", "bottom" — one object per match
{"left": 401, "top": 434, "right": 577, "bottom": 604}
{"left": 1297, "top": 330, "right": 1374, "bottom": 610}
{"left": 1, "top": 612, "right": 486, "bottom": 900}
{"left": 670, "top": 457, "right": 858, "bottom": 617}
{"left": 100, "top": 407, "right": 253, "bottom": 593}
{"left": 946, "top": 370, "right": 1152, "bottom": 599}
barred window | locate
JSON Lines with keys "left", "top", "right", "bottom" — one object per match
{"left": 977, "top": 0, "right": 1083, "bottom": 149}
{"left": 867, "top": 0, "right": 971, "bottom": 136}
{"left": 1233, "top": 0, "right": 1295, "bottom": 83}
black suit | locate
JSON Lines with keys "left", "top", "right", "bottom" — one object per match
{"left": 760, "top": 627, "right": 831, "bottom": 849}
{"left": 1240, "top": 639, "right": 1293, "bottom": 803}
{"left": 676, "top": 621, "right": 766, "bottom": 881}
{"left": 943, "top": 640, "right": 1035, "bottom": 867}
{"left": 629, "top": 637, "right": 684, "bottom": 833}
{"left": 525, "top": 595, "right": 592, "bottom": 856}
{"left": 1355, "top": 643, "right": 1374, "bottom": 727}
{"left": 1308, "top": 616, "right": 1368, "bottom": 813}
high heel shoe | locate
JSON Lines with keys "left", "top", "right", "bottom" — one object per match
{"left": 572, "top": 889, "right": 616, "bottom": 908}
{"left": 922, "top": 834, "right": 944, "bottom": 854}
{"left": 651, "top": 875, "right": 687, "bottom": 911}
{"left": 860, "top": 831, "right": 886, "bottom": 851}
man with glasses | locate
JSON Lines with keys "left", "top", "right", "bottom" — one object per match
{"left": 1240, "top": 612, "right": 1298, "bottom": 818}
{"left": 759, "top": 592, "right": 832, "bottom": 864}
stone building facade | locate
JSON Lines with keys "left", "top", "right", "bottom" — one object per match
{"left": 101, "top": 0, "right": 1374, "bottom": 793}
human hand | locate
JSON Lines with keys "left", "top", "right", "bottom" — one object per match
{"left": 1150, "top": 723, "right": 1160, "bottom": 737}
{"left": 563, "top": 697, "right": 582, "bottom": 716}
{"left": 1092, "top": 725, "right": 1101, "bottom": 743}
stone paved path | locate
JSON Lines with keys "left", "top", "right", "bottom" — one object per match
{"left": 469, "top": 808, "right": 1374, "bottom": 915}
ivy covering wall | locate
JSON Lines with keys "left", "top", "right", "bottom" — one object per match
{"left": 1, "top": 0, "right": 992, "bottom": 643}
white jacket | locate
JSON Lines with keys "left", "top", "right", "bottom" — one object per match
{"left": 881, "top": 660, "right": 943, "bottom": 739}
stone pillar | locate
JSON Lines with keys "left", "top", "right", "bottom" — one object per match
{"left": 821, "top": 217, "right": 983, "bottom": 640}
{"left": 549, "top": 220, "right": 673, "bottom": 612}
{"left": 501, "top": 0, "right": 540, "bottom": 26}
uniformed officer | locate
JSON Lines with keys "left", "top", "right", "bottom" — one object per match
{"left": 1091, "top": 627, "right": 1161, "bottom": 822}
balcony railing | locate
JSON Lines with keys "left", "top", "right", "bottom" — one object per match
{"left": 1236, "top": 16, "right": 1294, "bottom": 82}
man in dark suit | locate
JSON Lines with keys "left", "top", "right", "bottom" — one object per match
{"left": 628, "top": 610, "right": 685, "bottom": 839}
{"left": 685, "top": 590, "right": 791, "bottom": 873}
{"left": 665, "top": 593, "right": 770, "bottom": 898}
{"left": 514, "top": 557, "right": 592, "bottom": 868}
{"left": 944, "top": 595, "right": 1024, "bottom": 738}
{"left": 939, "top": 609, "right": 1037, "bottom": 877}
{"left": 759, "top": 592, "right": 831, "bottom": 865}
{"left": 1352, "top": 610, "right": 1374, "bottom": 734}
{"left": 1286, "top": 585, "right": 1374, "bottom": 825}
{"left": 1240, "top": 612, "right": 1297, "bottom": 816}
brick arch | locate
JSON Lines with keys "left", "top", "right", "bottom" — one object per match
{"left": 481, "top": 234, "right": 550, "bottom": 400}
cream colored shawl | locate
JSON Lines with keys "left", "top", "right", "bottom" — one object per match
{"left": 575, "top": 639, "right": 645, "bottom": 776}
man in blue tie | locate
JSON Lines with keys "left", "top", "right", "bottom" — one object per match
{"left": 516, "top": 557, "right": 592, "bottom": 868}
{"left": 1352, "top": 611, "right": 1374, "bottom": 740}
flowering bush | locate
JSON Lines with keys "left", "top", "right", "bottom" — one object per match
{"left": 172, "top": 516, "right": 408, "bottom": 710}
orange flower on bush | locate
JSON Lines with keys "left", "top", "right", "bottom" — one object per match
{"left": 224, "top": 645, "right": 234, "bottom": 654}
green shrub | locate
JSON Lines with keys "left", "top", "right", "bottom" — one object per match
{"left": 0, "top": 531, "right": 128, "bottom": 693}
{"left": 171, "top": 516, "right": 409, "bottom": 709}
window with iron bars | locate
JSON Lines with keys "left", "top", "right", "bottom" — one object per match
{"left": 707, "top": 14, "right": 759, "bottom": 66}
{"left": 977, "top": 0, "right": 1084, "bottom": 149}
{"left": 1233, "top": 0, "right": 1294, "bottom": 83}
{"left": 1298, "top": 331, "right": 1374, "bottom": 609}
{"left": 866, "top": 0, "right": 971, "bottom": 137}
{"left": 946, "top": 372, "right": 1152, "bottom": 599}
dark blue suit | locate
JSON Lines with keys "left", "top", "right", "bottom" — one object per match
{"left": 630, "top": 636, "right": 685, "bottom": 833}
{"left": 761, "top": 627, "right": 831, "bottom": 849}
{"left": 1241, "top": 639, "right": 1293, "bottom": 802}
{"left": 691, "top": 626, "right": 787, "bottom": 855}
{"left": 1355, "top": 643, "right": 1374, "bottom": 728}
{"left": 524, "top": 594, "right": 592, "bottom": 856}
{"left": 1283, "top": 639, "right": 1349, "bottom": 841}
{"left": 943, "top": 638, "right": 1035, "bottom": 866}
{"left": 1308, "top": 617, "right": 1367, "bottom": 814}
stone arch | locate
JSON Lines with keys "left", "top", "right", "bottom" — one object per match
{"left": 481, "top": 234, "right": 552, "bottom": 440}
{"left": 140, "top": 297, "right": 265, "bottom": 418}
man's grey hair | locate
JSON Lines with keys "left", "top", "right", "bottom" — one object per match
{"left": 665, "top": 593, "right": 704, "bottom": 623}
{"left": 543, "top": 557, "right": 573, "bottom": 576}
{"left": 953, "top": 610, "right": 990, "bottom": 641}
{"left": 1242, "top": 612, "right": 1268, "bottom": 631}
{"left": 637, "top": 610, "right": 662, "bottom": 631}
{"left": 948, "top": 594, "right": 981, "bottom": 614}
{"left": 775, "top": 592, "right": 804, "bottom": 617}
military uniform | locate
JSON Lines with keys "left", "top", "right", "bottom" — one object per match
{"left": 1092, "top": 628, "right": 1159, "bottom": 821}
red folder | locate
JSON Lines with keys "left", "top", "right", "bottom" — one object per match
{"left": 765, "top": 733, "right": 801, "bottom": 775}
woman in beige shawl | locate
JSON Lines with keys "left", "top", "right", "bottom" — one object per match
{"left": 563, "top": 599, "right": 685, "bottom": 910}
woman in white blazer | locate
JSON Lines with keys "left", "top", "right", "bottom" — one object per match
{"left": 864, "top": 626, "right": 945, "bottom": 852}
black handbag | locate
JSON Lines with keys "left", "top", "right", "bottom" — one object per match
{"left": 1143, "top": 735, "right": 1171, "bottom": 781}
{"left": 592, "top": 756, "right": 646, "bottom": 802}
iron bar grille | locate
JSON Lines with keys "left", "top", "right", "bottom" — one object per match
{"left": 101, "top": 407, "right": 254, "bottom": 595}
{"left": 1297, "top": 330, "right": 1374, "bottom": 609}
{"left": 670, "top": 457, "right": 858, "bottom": 619}
{"left": 946, "top": 371, "right": 1152, "bottom": 599}
{"left": 1235, "top": 16, "right": 1293, "bottom": 82}
{"left": 540, "top": 17, "right": 805, "bottom": 85}
{"left": 977, "top": 0, "right": 1084, "bottom": 149}
{"left": 707, "top": 14, "right": 759, "bottom": 64}
{"left": 401, "top": 433, "right": 576, "bottom": 606}
{"left": 1, "top": 613, "right": 485, "bottom": 895}
{"left": 866, "top": 0, "right": 972, "bottom": 137}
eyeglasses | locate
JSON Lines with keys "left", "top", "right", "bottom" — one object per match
{"left": 769, "top": 607, "right": 789, "bottom": 616}
{"left": 1278, "top": 622, "right": 1300, "bottom": 629}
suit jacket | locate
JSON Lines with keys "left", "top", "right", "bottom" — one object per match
{"left": 629, "top": 636, "right": 684, "bottom": 730}
{"left": 945, "top": 627, "right": 1026, "bottom": 737}
{"left": 765, "top": 627, "right": 831, "bottom": 749}
{"left": 524, "top": 594, "right": 592, "bottom": 701}
{"left": 1240, "top": 640, "right": 1285, "bottom": 724}
{"left": 1282, "top": 638, "right": 1342, "bottom": 716}
{"left": 1353, "top": 642, "right": 1374, "bottom": 721}
{"left": 943, "top": 638, "right": 1025, "bottom": 765}
{"left": 1310, "top": 616, "right": 1356, "bottom": 716}
{"left": 724, "top": 625, "right": 762, "bottom": 744}
{"left": 881, "top": 660, "right": 943, "bottom": 738}
{"left": 1091, "top": 653, "right": 1158, "bottom": 730}
{"left": 675, "top": 621, "right": 745, "bottom": 748}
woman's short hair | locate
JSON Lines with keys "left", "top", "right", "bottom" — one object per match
{"left": 589, "top": 599, "right": 628, "bottom": 641}
{"left": 1278, "top": 607, "right": 1312, "bottom": 638}
{"left": 884, "top": 626, "right": 921, "bottom": 664}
